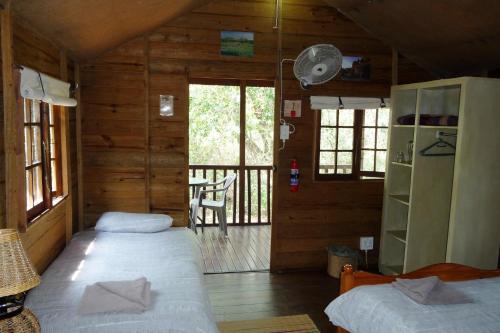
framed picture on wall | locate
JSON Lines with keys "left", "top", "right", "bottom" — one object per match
{"left": 341, "top": 56, "right": 371, "bottom": 81}
{"left": 220, "top": 31, "right": 254, "bottom": 57}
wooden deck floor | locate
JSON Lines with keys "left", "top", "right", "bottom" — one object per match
{"left": 197, "top": 225, "right": 271, "bottom": 273}
{"left": 205, "top": 271, "right": 339, "bottom": 333}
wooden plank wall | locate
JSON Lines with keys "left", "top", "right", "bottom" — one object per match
{"left": 0, "top": 19, "right": 4, "bottom": 229}
{"left": 0, "top": 13, "right": 79, "bottom": 272}
{"left": 67, "top": 62, "right": 79, "bottom": 233}
{"left": 80, "top": 0, "right": 281, "bottom": 227}
{"left": 272, "top": 0, "right": 388, "bottom": 271}
{"left": 80, "top": 0, "right": 432, "bottom": 269}
{"left": 81, "top": 39, "right": 149, "bottom": 226}
{"left": 271, "top": 9, "right": 432, "bottom": 271}
{"left": 13, "top": 20, "right": 75, "bottom": 272}
{"left": 398, "top": 53, "right": 435, "bottom": 84}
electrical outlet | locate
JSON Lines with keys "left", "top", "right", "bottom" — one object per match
{"left": 360, "top": 237, "right": 374, "bottom": 251}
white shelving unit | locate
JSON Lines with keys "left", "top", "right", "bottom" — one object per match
{"left": 391, "top": 161, "right": 412, "bottom": 168}
{"left": 379, "top": 77, "right": 500, "bottom": 275}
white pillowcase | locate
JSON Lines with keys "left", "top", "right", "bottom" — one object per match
{"left": 95, "top": 212, "right": 173, "bottom": 233}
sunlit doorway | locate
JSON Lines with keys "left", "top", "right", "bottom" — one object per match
{"left": 189, "top": 80, "right": 275, "bottom": 273}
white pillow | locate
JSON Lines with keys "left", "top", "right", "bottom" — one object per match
{"left": 95, "top": 212, "right": 173, "bottom": 233}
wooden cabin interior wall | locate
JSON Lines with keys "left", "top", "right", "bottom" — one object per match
{"left": 0, "top": 8, "right": 79, "bottom": 273}
{"left": 0, "top": 0, "right": 434, "bottom": 273}
{"left": 80, "top": 0, "right": 432, "bottom": 270}
{"left": 271, "top": 2, "right": 432, "bottom": 271}
{"left": 0, "top": 21, "right": 4, "bottom": 230}
{"left": 79, "top": 0, "right": 281, "bottom": 228}
{"left": 273, "top": 48, "right": 434, "bottom": 271}
{"left": 80, "top": 40, "right": 151, "bottom": 226}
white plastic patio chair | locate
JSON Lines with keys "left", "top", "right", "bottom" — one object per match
{"left": 189, "top": 173, "right": 236, "bottom": 236}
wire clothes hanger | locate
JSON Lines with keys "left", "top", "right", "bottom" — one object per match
{"left": 419, "top": 131, "right": 457, "bottom": 157}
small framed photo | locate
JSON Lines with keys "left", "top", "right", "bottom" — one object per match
{"left": 341, "top": 56, "right": 371, "bottom": 81}
{"left": 220, "top": 31, "right": 254, "bottom": 57}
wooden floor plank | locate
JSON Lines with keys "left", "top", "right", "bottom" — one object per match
{"left": 226, "top": 228, "right": 258, "bottom": 272}
{"left": 235, "top": 226, "right": 268, "bottom": 271}
{"left": 205, "top": 271, "right": 339, "bottom": 333}
{"left": 203, "top": 229, "right": 223, "bottom": 273}
{"left": 223, "top": 233, "right": 246, "bottom": 272}
{"left": 245, "top": 228, "right": 265, "bottom": 269}
{"left": 211, "top": 232, "right": 226, "bottom": 273}
{"left": 233, "top": 227, "right": 260, "bottom": 270}
{"left": 227, "top": 236, "right": 253, "bottom": 272}
{"left": 248, "top": 227, "right": 270, "bottom": 268}
{"left": 197, "top": 225, "right": 271, "bottom": 273}
{"left": 213, "top": 229, "right": 237, "bottom": 272}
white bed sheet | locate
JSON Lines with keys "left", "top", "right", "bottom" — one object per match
{"left": 325, "top": 276, "right": 500, "bottom": 333}
{"left": 26, "top": 228, "right": 220, "bottom": 333}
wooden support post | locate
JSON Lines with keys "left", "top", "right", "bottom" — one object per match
{"left": 2, "top": 1, "right": 27, "bottom": 231}
{"left": 270, "top": 0, "right": 282, "bottom": 272}
{"left": 144, "top": 37, "right": 151, "bottom": 212}
{"left": 59, "top": 50, "right": 73, "bottom": 243}
{"left": 339, "top": 264, "right": 355, "bottom": 294}
{"left": 238, "top": 81, "right": 246, "bottom": 224}
{"left": 392, "top": 48, "right": 398, "bottom": 85}
{"left": 183, "top": 91, "right": 189, "bottom": 227}
{"left": 75, "top": 64, "right": 84, "bottom": 231}
{"left": 183, "top": 79, "right": 189, "bottom": 227}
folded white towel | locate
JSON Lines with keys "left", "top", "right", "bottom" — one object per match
{"left": 392, "top": 276, "right": 472, "bottom": 305}
{"left": 79, "top": 277, "right": 151, "bottom": 315}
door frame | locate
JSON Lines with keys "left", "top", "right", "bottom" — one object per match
{"left": 188, "top": 78, "right": 276, "bottom": 225}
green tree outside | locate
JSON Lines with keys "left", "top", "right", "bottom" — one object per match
{"left": 189, "top": 84, "right": 275, "bottom": 223}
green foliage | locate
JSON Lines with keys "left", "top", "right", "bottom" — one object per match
{"left": 220, "top": 39, "right": 254, "bottom": 57}
{"left": 189, "top": 84, "right": 274, "bottom": 166}
{"left": 189, "top": 84, "right": 275, "bottom": 223}
{"left": 245, "top": 86, "right": 275, "bottom": 165}
{"left": 189, "top": 84, "right": 240, "bottom": 165}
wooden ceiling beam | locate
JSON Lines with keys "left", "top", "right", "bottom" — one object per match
{"left": 11, "top": 0, "right": 211, "bottom": 60}
{"left": 323, "top": 0, "right": 500, "bottom": 77}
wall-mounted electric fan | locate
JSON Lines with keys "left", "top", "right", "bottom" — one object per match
{"left": 291, "top": 44, "right": 343, "bottom": 89}
{"left": 278, "top": 44, "right": 343, "bottom": 150}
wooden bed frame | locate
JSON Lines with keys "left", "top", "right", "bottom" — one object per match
{"left": 337, "top": 263, "right": 500, "bottom": 333}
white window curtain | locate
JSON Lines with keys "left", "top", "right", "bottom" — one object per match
{"left": 20, "top": 66, "right": 77, "bottom": 107}
{"left": 310, "top": 96, "right": 390, "bottom": 110}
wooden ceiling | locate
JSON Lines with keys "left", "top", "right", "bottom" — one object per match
{"left": 11, "top": 0, "right": 210, "bottom": 59}
{"left": 10, "top": 0, "right": 500, "bottom": 76}
{"left": 324, "top": 0, "right": 500, "bottom": 77}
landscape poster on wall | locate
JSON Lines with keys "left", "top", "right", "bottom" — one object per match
{"left": 341, "top": 56, "right": 371, "bottom": 81}
{"left": 220, "top": 31, "right": 254, "bottom": 57}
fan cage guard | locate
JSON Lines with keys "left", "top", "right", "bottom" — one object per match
{"left": 293, "top": 44, "right": 343, "bottom": 86}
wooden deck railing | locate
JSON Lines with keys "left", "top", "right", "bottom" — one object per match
{"left": 189, "top": 165, "right": 272, "bottom": 225}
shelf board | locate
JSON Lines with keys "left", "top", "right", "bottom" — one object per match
{"left": 380, "top": 264, "right": 403, "bottom": 276}
{"left": 419, "top": 125, "right": 458, "bottom": 130}
{"left": 392, "top": 124, "right": 414, "bottom": 128}
{"left": 391, "top": 161, "right": 412, "bottom": 168}
{"left": 388, "top": 194, "right": 410, "bottom": 205}
{"left": 393, "top": 125, "right": 458, "bottom": 129}
{"left": 387, "top": 230, "right": 407, "bottom": 243}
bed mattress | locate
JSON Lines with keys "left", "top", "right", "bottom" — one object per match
{"left": 26, "top": 228, "right": 220, "bottom": 333}
{"left": 325, "top": 276, "right": 500, "bottom": 333}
